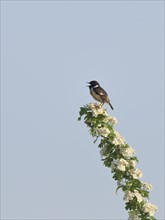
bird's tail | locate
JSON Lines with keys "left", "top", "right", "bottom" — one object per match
{"left": 108, "top": 101, "right": 114, "bottom": 110}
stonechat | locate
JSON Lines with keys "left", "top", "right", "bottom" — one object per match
{"left": 87, "top": 80, "right": 114, "bottom": 110}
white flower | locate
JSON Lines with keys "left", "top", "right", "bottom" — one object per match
{"left": 115, "top": 158, "right": 128, "bottom": 171}
{"left": 87, "top": 103, "right": 107, "bottom": 117}
{"left": 112, "top": 131, "right": 125, "bottom": 146}
{"left": 120, "top": 146, "right": 135, "bottom": 158}
{"left": 129, "top": 160, "right": 136, "bottom": 168}
{"left": 118, "top": 164, "right": 126, "bottom": 171}
{"left": 123, "top": 191, "right": 134, "bottom": 202}
{"left": 92, "top": 108, "right": 105, "bottom": 117}
{"left": 111, "top": 116, "right": 118, "bottom": 125}
{"left": 143, "top": 201, "right": 158, "bottom": 216}
{"left": 94, "top": 127, "right": 110, "bottom": 137}
{"left": 134, "top": 190, "right": 143, "bottom": 203}
{"left": 124, "top": 190, "right": 143, "bottom": 203}
{"left": 128, "top": 211, "right": 141, "bottom": 220}
{"left": 103, "top": 116, "right": 118, "bottom": 125}
{"left": 87, "top": 103, "right": 97, "bottom": 109}
{"left": 130, "top": 168, "right": 143, "bottom": 179}
{"left": 142, "top": 182, "right": 153, "bottom": 190}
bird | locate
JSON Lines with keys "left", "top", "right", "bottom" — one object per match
{"left": 87, "top": 80, "right": 114, "bottom": 110}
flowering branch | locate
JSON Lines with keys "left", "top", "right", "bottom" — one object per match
{"left": 78, "top": 103, "right": 158, "bottom": 220}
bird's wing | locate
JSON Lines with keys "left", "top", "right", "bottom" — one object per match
{"left": 93, "top": 87, "right": 108, "bottom": 96}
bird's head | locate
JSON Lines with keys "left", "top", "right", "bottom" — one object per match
{"left": 87, "top": 80, "right": 100, "bottom": 88}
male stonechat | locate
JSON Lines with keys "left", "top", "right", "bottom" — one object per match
{"left": 87, "top": 80, "right": 114, "bottom": 110}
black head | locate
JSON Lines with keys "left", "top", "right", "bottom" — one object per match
{"left": 87, "top": 80, "right": 100, "bottom": 88}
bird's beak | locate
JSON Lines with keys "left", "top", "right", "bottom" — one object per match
{"left": 86, "top": 82, "right": 90, "bottom": 87}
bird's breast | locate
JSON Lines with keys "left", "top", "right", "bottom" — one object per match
{"left": 90, "top": 88, "right": 102, "bottom": 102}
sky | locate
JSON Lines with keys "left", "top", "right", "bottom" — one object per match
{"left": 1, "top": 1, "right": 164, "bottom": 219}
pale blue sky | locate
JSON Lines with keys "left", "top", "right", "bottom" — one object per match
{"left": 1, "top": 1, "right": 164, "bottom": 219}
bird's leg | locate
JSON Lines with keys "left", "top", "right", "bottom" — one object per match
{"left": 99, "top": 102, "right": 104, "bottom": 107}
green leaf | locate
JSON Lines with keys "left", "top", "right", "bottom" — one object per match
{"left": 78, "top": 116, "right": 81, "bottom": 121}
{"left": 116, "top": 185, "right": 123, "bottom": 194}
{"left": 113, "top": 171, "right": 124, "bottom": 181}
{"left": 79, "top": 107, "right": 88, "bottom": 117}
{"left": 128, "top": 179, "right": 142, "bottom": 191}
{"left": 140, "top": 189, "right": 149, "bottom": 198}
{"left": 131, "top": 156, "right": 139, "bottom": 163}
{"left": 94, "top": 137, "right": 98, "bottom": 143}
